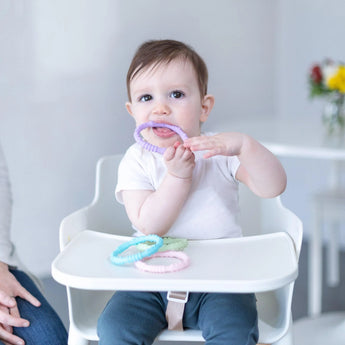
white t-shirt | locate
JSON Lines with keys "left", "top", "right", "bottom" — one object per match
{"left": 116, "top": 138, "right": 242, "bottom": 240}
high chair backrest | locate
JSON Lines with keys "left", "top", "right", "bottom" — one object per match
{"left": 59, "top": 155, "right": 131, "bottom": 249}
{"left": 90, "top": 154, "right": 132, "bottom": 235}
{"left": 239, "top": 184, "right": 302, "bottom": 259}
{"left": 60, "top": 154, "right": 302, "bottom": 257}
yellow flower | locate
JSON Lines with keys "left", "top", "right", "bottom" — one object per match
{"left": 327, "top": 65, "right": 345, "bottom": 93}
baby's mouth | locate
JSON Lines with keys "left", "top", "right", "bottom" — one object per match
{"left": 134, "top": 121, "right": 188, "bottom": 153}
{"left": 152, "top": 126, "right": 177, "bottom": 138}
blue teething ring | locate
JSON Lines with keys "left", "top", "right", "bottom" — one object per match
{"left": 110, "top": 234, "right": 163, "bottom": 265}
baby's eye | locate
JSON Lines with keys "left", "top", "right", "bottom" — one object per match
{"left": 139, "top": 94, "right": 152, "bottom": 102}
{"left": 170, "top": 91, "right": 185, "bottom": 99}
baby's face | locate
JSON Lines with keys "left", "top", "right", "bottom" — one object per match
{"left": 126, "top": 59, "right": 211, "bottom": 148}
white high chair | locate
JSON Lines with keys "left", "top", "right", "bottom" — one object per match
{"left": 52, "top": 154, "right": 302, "bottom": 345}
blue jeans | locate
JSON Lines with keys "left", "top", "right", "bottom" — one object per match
{"left": 98, "top": 291, "right": 258, "bottom": 345}
{"left": 0, "top": 269, "right": 68, "bottom": 345}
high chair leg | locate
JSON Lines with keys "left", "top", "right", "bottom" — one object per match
{"left": 308, "top": 202, "right": 322, "bottom": 317}
{"left": 272, "top": 320, "right": 293, "bottom": 345}
{"left": 327, "top": 223, "right": 340, "bottom": 287}
{"left": 68, "top": 325, "right": 90, "bottom": 345}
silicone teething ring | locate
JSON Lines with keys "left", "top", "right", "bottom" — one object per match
{"left": 134, "top": 121, "right": 189, "bottom": 154}
{"left": 134, "top": 250, "right": 190, "bottom": 273}
{"left": 136, "top": 237, "right": 188, "bottom": 252}
{"left": 110, "top": 234, "right": 163, "bottom": 265}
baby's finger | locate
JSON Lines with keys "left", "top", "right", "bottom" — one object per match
{"left": 174, "top": 143, "right": 189, "bottom": 159}
{"left": 203, "top": 149, "right": 220, "bottom": 159}
{"left": 163, "top": 146, "right": 176, "bottom": 161}
{"left": 182, "top": 147, "right": 194, "bottom": 160}
{"left": 184, "top": 137, "right": 213, "bottom": 151}
{"left": 173, "top": 141, "right": 181, "bottom": 149}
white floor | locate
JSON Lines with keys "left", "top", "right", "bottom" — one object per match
{"left": 293, "top": 312, "right": 345, "bottom": 345}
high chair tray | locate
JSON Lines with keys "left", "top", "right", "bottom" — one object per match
{"left": 52, "top": 230, "right": 298, "bottom": 293}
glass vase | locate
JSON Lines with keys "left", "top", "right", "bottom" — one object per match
{"left": 322, "top": 93, "right": 345, "bottom": 137}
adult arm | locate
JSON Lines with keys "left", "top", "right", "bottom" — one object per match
{"left": 0, "top": 143, "right": 40, "bottom": 345}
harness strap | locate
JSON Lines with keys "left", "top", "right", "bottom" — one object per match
{"left": 165, "top": 291, "right": 189, "bottom": 331}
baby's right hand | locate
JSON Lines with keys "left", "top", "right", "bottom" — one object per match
{"left": 164, "top": 142, "right": 195, "bottom": 179}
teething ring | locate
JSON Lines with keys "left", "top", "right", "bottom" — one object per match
{"left": 134, "top": 250, "right": 190, "bottom": 273}
{"left": 110, "top": 234, "right": 163, "bottom": 265}
{"left": 136, "top": 237, "right": 188, "bottom": 252}
{"left": 134, "top": 121, "right": 189, "bottom": 154}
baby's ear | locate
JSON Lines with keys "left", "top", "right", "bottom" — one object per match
{"left": 125, "top": 102, "right": 133, "bottom": 116}
{"left": 200, "top": 94, "right": 215, "bottom": 123}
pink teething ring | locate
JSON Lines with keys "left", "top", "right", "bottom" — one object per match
{"left": 134, "top": 250, "right": 190, "bottom": 273}
{"left": 134, "top": 121, "right": 189, "bottom": 154}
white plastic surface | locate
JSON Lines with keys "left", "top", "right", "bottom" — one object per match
{"left": 52, "top": 230, "right": 298, "bottom": 292}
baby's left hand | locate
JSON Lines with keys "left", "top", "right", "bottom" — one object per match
{"left": 163, "top": 141, "right": 195, "bottom": 179}
{"left": 184, "top": 133, "right": 245, "bottom": 159}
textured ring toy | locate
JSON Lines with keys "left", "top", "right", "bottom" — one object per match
{"left": 134, "top": 121, "right": 189, "bottom": 154}
{"left": 110, "top": 234, "right": 163, "bottom": 265}
{"left": 134, "top": 250, "right": 190, "bottom": 273}
{"left": 136, "top": 237, "right": 188, "bottom": 252}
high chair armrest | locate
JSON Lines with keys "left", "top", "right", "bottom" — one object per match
{"left": 59, "top": 206, "right": 91, "bottom": 250}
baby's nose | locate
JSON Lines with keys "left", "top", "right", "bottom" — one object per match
{"left": 152, "top": 102, "right": 171, "bottom": 115}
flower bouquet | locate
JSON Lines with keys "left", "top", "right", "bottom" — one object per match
{"left": 309, "top": 59, "right": 345, "bottom": 135}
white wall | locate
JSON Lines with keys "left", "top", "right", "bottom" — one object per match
{"left": 274, "top": 0, "right": 345, "bottom": 245}
{"left": 276, "top": 0, "right": 345, "bottom": 120}
{"left": 0, "top": 0, "right": 276, "bottom": 276}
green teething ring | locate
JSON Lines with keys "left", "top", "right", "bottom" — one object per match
{"left": 136, "top": 237, "right": 188, "bottom": 252}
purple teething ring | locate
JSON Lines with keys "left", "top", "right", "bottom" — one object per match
{"left": 134, "top": 121, "right": 189, "bottom": 154}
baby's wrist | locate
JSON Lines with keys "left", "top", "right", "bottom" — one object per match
{"left": 167, "top": 171, "right": 193, "bottom": 181}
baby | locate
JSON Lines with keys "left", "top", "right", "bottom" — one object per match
{"left": 97, "top": 39, "right": 287, "bottom": 345}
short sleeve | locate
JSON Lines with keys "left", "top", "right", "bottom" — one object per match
{"left": 228, "top": 155, "right": 241, "bottom": 182}
{"left": 115, "top": 146, "right": 155, "bottom": 204}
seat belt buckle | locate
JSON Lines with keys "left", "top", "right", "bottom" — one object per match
{"left": 167, "top": 291, "right": 189, "bottom": 304}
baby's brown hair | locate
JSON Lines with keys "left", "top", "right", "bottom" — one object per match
{"left": 126, "top": 39, "right": 208, "bottom": 101}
